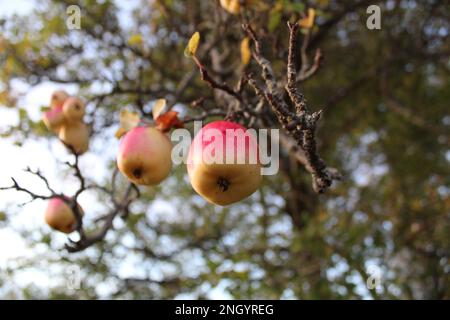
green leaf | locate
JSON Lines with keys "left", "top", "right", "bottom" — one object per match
{"left": 268, "top": 11, "right": 282, "bottom": 32}
{"left": 290, "top": 2, "right": 305, "bottom": 13}
{"left": 18, "top": 108, "right": 27, "bottom": 120}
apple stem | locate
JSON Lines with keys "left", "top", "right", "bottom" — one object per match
{"left": 217, "top": 177, "right": 229, "bottom": 192}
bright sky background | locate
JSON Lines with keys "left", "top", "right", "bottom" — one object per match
{"left": 0, "top": 0, "right": 127, "bottom": 297}
{"left": 0, "top": 0, "right": 48, "bottom": 263}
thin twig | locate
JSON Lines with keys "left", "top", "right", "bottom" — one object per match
{"left": 192, "top": 56, "right": 243, "bottom": 102}
{"left": 243, "top": 21, "right": 339, "bottom": 193}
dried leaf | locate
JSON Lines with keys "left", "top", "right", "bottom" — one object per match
{"left": 155, "top": 110, "right": 184, "bottom": 132}
{"left": 240, "top": 37, "right": 251, "bottom": 66}
{"left": 152, "top": 98, "right": 167, "bottom": 120}
{"left": 220, "top": 0, "right": 241, "bottom": 15}
{"left": 184, "top": 32, "right": 200, "bottom": 58}
{"left": 299, "top": 8, "right": 316, "bottom": 29}
{"left": 115, "top": 110, "right": 141, "bottom": 139}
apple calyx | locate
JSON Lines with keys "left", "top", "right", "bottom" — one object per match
{"left": 217, "top": 177, "right": 230, "bottom": 192}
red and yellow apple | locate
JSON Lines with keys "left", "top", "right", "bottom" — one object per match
{"left": 58, "top": 122, "right": 90, "bottom": 155}
{"left": 187, "top": 120, "right": 262, "bottom": 206}
{"left": 44, "top": 197, "right": 83, "bottom": 234}
{"left": 50, "top": 90, "right": 70, "bottom": 109}
{"left": 117, "top": 126, "right": 173, "bottom": 185}
{"left": 62, "top": 96, "right": 85, "bottom": 122}
{"left": 43, "top": 106, "right": 66, "bottom": 134}
{"left": 43, "top": 90, "right": 91, "bottom": 155}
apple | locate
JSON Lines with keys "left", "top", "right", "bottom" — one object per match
{"left": 50, "top": 90, "right": 70, "bottom": 109}
{"left": 117, "top": 126, "right": 172, "bottom": 186}
{"left": 43, "top": 106, "right": 65, "bottom": 134}
{"left": 62, "top": 96, "right": 85, "bottom": 122}
{"left": 59, "top": 122, "right": 90, "bottom": 155}
{"left": 44, "top": 197, "right": 83, "bottom": 234}
{"left": 187, "top": 120, "right": 262, "bottom": 206}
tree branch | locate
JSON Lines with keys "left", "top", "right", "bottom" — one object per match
{"left": 243, "top": 21, "right": 340, "bottom": 193}
{"left": 192, "top": 55, "right": 243, "bottom": 102}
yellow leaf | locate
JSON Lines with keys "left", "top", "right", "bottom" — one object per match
{"left": 184, "top": 32, "right": 200, "bottom": 58}
{"left": 115, "top": 110, "right": 141, "bottom": 139}
{"left": 240, "top": 37, "right": 251, "bottom": 66}
{"left": 128, "top": 34, "right": 143, "bottom": 47}
{"left": 299, "top": 8, "right": 316, "bottom": 29}
{"left": 220, "top": 0, "right": 241, "bottom": 15}
{"left": 152, "top": 98, "right": 167, "bottom": 120}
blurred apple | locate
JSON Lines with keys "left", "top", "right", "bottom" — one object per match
{"left": 44, "top": 197, "right": 83, "bottom": 234}
{"left": 117, "top": 126, "right": 172, "bottom": 185}
{"left": 59, "top": 122, "right": 90, "bottom": 155}
{"left": 62, "top": 96, "right": 85, "bottom": 122}
{"left": 43, "top": 106, "right": 65, "bottom": 134}
{"left": 50, "top": 90, "right": 69, "bottom": 109}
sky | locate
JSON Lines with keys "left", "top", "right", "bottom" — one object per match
{"left": 0, "top": 0, "right": 33, "bottom": 16}
{"left": 0, "top": 1, "right": 46, "bottom": 262}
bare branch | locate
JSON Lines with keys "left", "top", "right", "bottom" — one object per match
{"left": 64, "top": 154, "right": 86, "bottom": 199}
{"left": 286, "top": 22, "right": 307, "bottom": 114}
{"left": 65, "top": 182, "right": 139, "bottom": 253}
{"left": 298, "top": 48, "right": 323, "bottom": 82}
{"left": 24, "top": 167, "right": 57, "bottom": 195}
{"left": 192, "top": 56, "right": 243, "bottom": 102}
{"left": 0, "top": 177, "right": 52, "bottom": 202}
{"left": 243, "top": 21, "right": 340, "bottom": 193}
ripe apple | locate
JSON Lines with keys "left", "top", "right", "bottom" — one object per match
{"left": 43, "top": 106, "right": 65, "bottom": 134}
{"left": 59, "top": 122, "right": 90, "bottom": 155}
{"left": 62, "top": 96, "right": 85, "bottom": 122}
{"left": 50, "top": 90, "right": 70, "bottom": 109}
{"left": 44, "top": 197, "right": 83, "bottom": 234}
{"left": 187, "top": 120, "right": 262, "bottom": 206}
{"left": 117, "top": 126, "right": 172, "bottom": 186}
